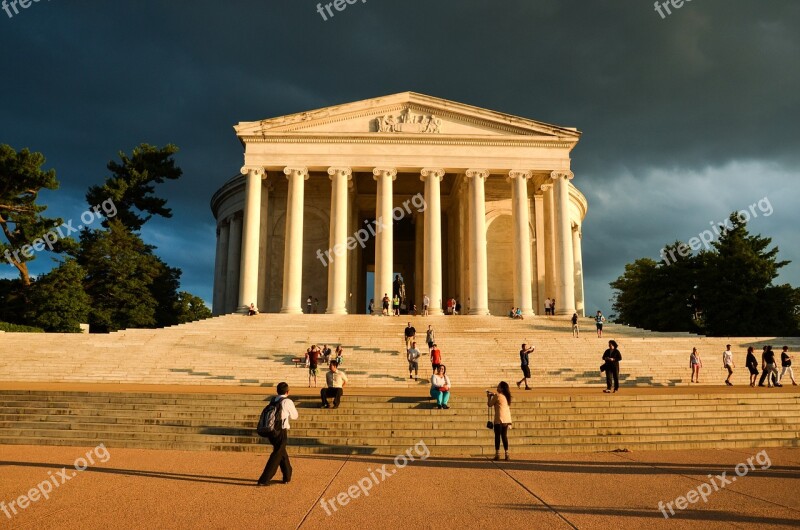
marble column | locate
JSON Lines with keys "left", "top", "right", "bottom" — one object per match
{"left": 573, "top": 223, "right": 586, "bottom": 317}
{"left": 225, "top": 214, "right": 242, "bottom": 313}
{"left": 509, "top": 170, "right": 534, "bottom": 316}
{"left": 373, "top": 168, "right": 397, "bottom": 308}
{"left": 414, "top": 212, "right": 424, "bottom": 311}
{"left": 533, "top": 192, "right": 546, "bottom": 315}
{"left": 238, "top": 166, "right": 265, "bottom": 312}
{"left": 541, "top": 183, "right": 557, "bottom": 306}
{"left": 326, "top": 167, "right": 352, "bottom": 314}
{"left": 212, "top": 220, "right": 229, "bottom": 315}
{"left": 552, "top": 170, "right": 576, "bottom": 315}
{"left": 281, "top": 167, "right": 309, "bottom": 314}
{"left": 421, "top": 168, "right": 445, "bottom": 315}
{"left": 465, "top": 169, "right": 490, "bottom": 315}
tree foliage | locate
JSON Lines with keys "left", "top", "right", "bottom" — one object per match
{"left": 611, "top": 214, "right": 799, "bottom": 336}
{"left": 26, "top": 258, "right": 91, "bottom": 332}
{"left": 86, "top": 144, "right": 182, "bottom": 231}
{"left": 0, "top": 145, "right": 62, "bottom": 285}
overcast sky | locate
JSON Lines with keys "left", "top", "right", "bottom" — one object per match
{"left": 2, "top": 0, "right": 798, "bottom": 315}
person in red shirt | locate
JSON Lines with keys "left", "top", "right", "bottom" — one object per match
{"left": 430, "top": 344, "right": 442, "bottom": 375}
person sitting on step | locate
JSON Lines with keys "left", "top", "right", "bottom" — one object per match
{"left": 320, "top": 361, "right": 348, "bottom": 409}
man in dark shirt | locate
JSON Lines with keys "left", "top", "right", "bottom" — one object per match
{"left": 404, "top": 322, "right": 416, "bottom": 350}
{"left": 306, "top": 347, "right": 320, "bottom": 388}
{"left": 758, "top": 346, "right": 781, "bottom": 387}
{"left": 516, "top": 343, "right": 534, "bottom": 390}
{"left": 602, "top": 340, "right": 622, "bottom": 393}
{"left": 780, "top": 346, "right": 797, "bottom": 385}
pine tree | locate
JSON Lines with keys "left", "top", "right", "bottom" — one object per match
{"left": 26, "top": 259, "right": 91, "bottom": 332}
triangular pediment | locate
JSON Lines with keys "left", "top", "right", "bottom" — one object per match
{"left": 235, "top": 92, "right": 581, "bottom": 141}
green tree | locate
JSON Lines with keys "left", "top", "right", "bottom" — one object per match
{"left": 175, "top": 292, "right": 212, "bottom": 324}
{"left": 698, "top": 214, "right": 796, "bottom": 336}
{"left": 79, "top": 220, "right": 162, "bottom": 332}
{"left": 26, "top": 259, "right": 91, "bottom": 332}
{"left": 611, "top": 213, "right": 799, "bottom": 337}
{"left": 86, "top": 144, "right": 182, "bottom": 231}
{"left": 0, "top": 145, "right": 62, "bottom": 286}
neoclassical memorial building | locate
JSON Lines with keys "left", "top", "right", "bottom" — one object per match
{"left": 211, "top": 93, "right": 587, "bottom": 317}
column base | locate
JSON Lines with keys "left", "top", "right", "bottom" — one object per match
{"left": 555, "top": 309, "right": 577, "bottom": 316}
{"left": 468, "top": 308, "right": 491, "bottom": 316}
{"left": 325, "top": 308, "right": 348, "bottom": 315}
{"left": 520, "top": 308, "right": 534, "bottom": 316}
{"left": 427, "top": 308, "right": 444, "bottom": 316}
{"left": 280, "top": 307, "right": 304, "bottom": 315}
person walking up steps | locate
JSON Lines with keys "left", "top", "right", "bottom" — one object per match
{"left": 571, "top": 313, "right": 580, "bottom": 338}
{"left": 306, "top": 346, "right": 320, "bottom": 388}
{"left": 404, "top": 322, "right": 416, "bottom": 350}
{"left": 426, "top": 325, "right": 435, "bottom": 352}
{"left": 257, "top": 382, "right": 298, "bottom": 486}
{"left": 407, "top": 342, "right": 421, "bottom": 381}
{"left": 430, "top": 343, "right": 442, "bottom": 375}
{"left": 780, "top": 346, "right": 797, "bottom": 385}
{"left": 487, "top": 382, "right": 513, "bottom": 461}
{"left": 595, "top": 311, "right": 605, "bottom": 338}
{"left": 690, "top": 347, "right": 703, "bottom": 383}
{"left": 723, "top": 344, "right": 735, "bottom": 386}
{"left": 422, "top": 293, "right": 430, "bottom": 316}
{"left": 382, "top": 293, "right": 390, "bottom": 316}
{"left": 516, "top": 343, "right": 534, "bottom": 390}
{"left": 602, "top": 340, "right": 622, "bottom": 393}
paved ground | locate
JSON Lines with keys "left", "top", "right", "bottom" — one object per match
{"left": 0, "top": 445, "right": 797, "bottom": 529}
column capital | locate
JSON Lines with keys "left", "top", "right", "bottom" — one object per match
{"left": 420, "top": 168, "right": 445, "bottom": 182}
{"left": 465, "top": 169, "right": 489, "bottom": 180}
{"left": 240, "top": 166, "right": 265, "bottom": 178}
{"left": 550, "top": 170, "right": 574, "bottom": 181}
{"left": 372, "top": 167, "right": 397, "bottom": 180}
{"left": 327, "top": 166, "right": 353, "bottom": 179}
{"left": 540, "top": 183, "right": 554, "bottom": 192}
{"left": 508, "top": 169, "right": 533, "bottom": 181}
{"left": 284, "top": 166, "right": 309, "bottom": 180}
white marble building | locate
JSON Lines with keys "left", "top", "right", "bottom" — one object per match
{"left": 211, "top": 92, "right": 587, "bottom": 316}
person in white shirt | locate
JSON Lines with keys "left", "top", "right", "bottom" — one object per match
{"left": 407, "top": 342, "right": 421, "bottom": 380}
{"left": 321, "top": 361, "right": 348, "bottom": 408}
{"left": 422, "top": 294, "right": 430, "bottom": 316}
{"left": 257, "top": 382, "right": 298, "bottom": 486}
{"left": 544, "top": 298, "right": 552, "bottom": 316}
{"left": 430, "top": 365, "right": 452, "bottom": 409}
{"left": 723, "top": 345, "right": 735, "bottom": 386}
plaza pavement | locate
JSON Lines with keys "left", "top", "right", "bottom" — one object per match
{"left": 1, "top": 444, "right": 798, "bottom": 529}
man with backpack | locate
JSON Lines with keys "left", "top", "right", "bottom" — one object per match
{"left": 257, "top": 382, "right": 298, "bottom": 486}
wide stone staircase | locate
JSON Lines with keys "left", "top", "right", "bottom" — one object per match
{"left": 1, "top": 314, "right": 798, "bottom": 389}
{"left": 0, "top": 389, "right": 798, "bottom": 455}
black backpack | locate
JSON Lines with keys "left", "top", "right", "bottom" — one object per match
{"left": 257, "top": 397, "right": 285, "bottom": 438}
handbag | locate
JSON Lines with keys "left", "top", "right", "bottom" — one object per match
{"left": 486, "top": 403, "right": 494, "bottom": 430}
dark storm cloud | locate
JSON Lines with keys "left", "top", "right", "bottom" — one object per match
{"left": 1, "top": 0, "right": 798, "bottom": 310}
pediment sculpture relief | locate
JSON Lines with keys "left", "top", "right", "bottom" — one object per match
{"left": 376, "top": 109, "right": 442, "bottom": 133}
